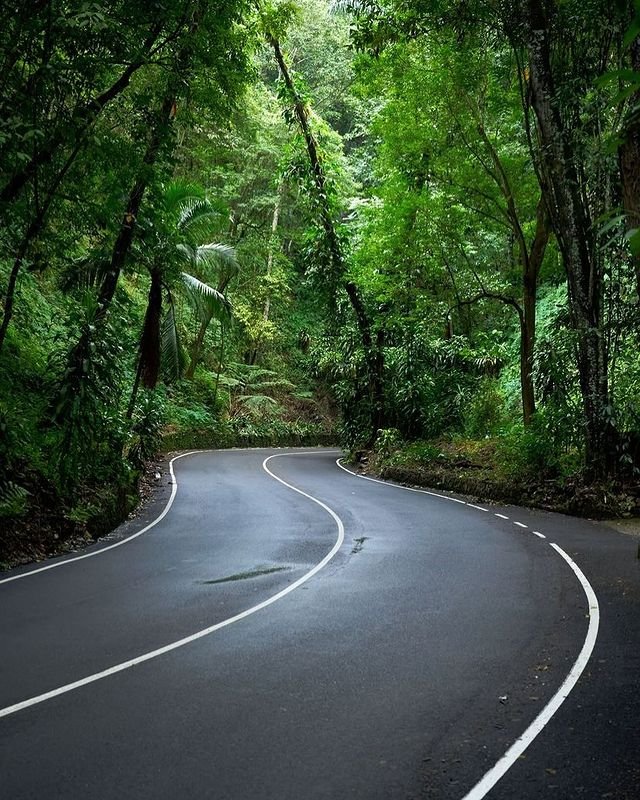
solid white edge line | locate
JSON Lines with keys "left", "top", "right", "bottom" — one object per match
{"left": 334, "top": 457, "right": 600, "bottom": 800}
{"left": 0, "top": 451, "right": 344, "bottom": 719}
{"left": 0, "top": 447, "right": 340, "bottom": 586}
{"left": 334, "top": 458, "right": 466, "bottom": 504}
{"left": 0, "top": 450, "right": 196, "bottom": 585}
{"left": 460, "top": 543, "right": 599, "bottom": 800}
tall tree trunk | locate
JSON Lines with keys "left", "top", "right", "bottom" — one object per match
{"left": 96, "top": 0, "right": 203, "bottom": 319}
{"left": 525, "top": 0, "right": 613, "bottom": 476}
{"left": 270, "top": 36, "right": 385, "bottom": 443}
{"left": 263, "top": 180, "right": 284, "bottom": 325}
{"left": 520, "top": 291, "right": 536, "bottom": 425}
{"left": 476, "top": 125, "right": 550, "bottom": 425}
{"left": 185, "top": 314, "right": 211, "bottom": 380}
{"left": 247, "top": 181, "right": 284, "bottom": 366}
{"left": 95, "top": 92, "right": 177, "bottom": 320}
{"left": 65, "top": 23, "right": 194, "bottom": 419}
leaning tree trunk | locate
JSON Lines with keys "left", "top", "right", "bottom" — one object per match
{"left": 95, "top": 0, "right": 205, "bottom": 317}
{"left": 66, "top": 10, "right": 199, "bottom": 421}
{"left": 525, "top": 0, "right": 614, "bottom": 476}
{"left": 269, "top": 36, "right": 385, "bottom": 443}
{"left": 185, "top": 313, "right": 212, "bottom": 380}
{"left": 96, "top": 92, "right": 177, "bottom": 321}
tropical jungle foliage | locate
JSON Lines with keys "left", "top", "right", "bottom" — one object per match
{"left": 2, "top": 0, "right": 640, "bottom": 561}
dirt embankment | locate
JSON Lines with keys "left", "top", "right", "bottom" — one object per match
{"left": 355, "top": 441, "right": 640, "bottom": 523}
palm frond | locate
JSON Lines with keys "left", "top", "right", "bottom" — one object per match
{"left": 236, "top": 394, "right": 280, "bottom": 416}
{"left": 195, "top": 243, "right": 239, "bottom": 275}
{"left": 0, "top": 481, "right": 30, "bottom": 518}
{"left": 177, "top": 242, "right": 239, "bottom": 288}
{"left": 249, "top": 379, "right": 296, "bottom": 392}
{"left": 216, "top": 374, "right": 243, "bottom": 388}
{"left": 176, "top": 242, "right": 197, "bottom": 267}
{"left": 59, "top": 256, "right": 110, "bottom": 292}
{"left": 160, "top": 301, "right": 185, "bottom": 383}
{"left": 178, "top": 198, "right": 218, "bottom": 232}
{"left": 163, "top": 180, "right": 205, "bottom": 215}
{"left": 180, "top": 272, "right": 232, "bottom": 326}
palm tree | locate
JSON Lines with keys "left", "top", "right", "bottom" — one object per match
{"left": 127, "top": 182, "right": 238, "bottom": 417}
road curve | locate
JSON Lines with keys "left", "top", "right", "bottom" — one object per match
{"left": 0, "top": 447, "right": 638, "bottom": 799}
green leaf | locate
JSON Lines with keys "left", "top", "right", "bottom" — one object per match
{"left": 160, "top": 303, "right": 184, "bottom": 383}
{"left": 623, "top": 18, "right": 640, "bottom": 48}
{"left": 180, "top": 272, "right": 232, "bottom": 325}
{"left": 627, "top": 228, "right": 640, "bottom": 258}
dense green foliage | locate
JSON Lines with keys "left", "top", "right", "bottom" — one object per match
{"left": 2, "top": 0, "right": 640, "bottom": 556}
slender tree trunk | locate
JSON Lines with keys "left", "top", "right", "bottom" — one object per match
{"left": 96, "top": 93, "right": 177, "bottom": 319}
{"left": 525, "top": 0, "right": 613, "bottom": 476}
{"left": 212, "top": 323, "right": 226, "bottom": 410}
{"left": 247, "top": 181, "right": 284, "bottom": 366}
{"left": 476, "top": 124, "right": 550, "bottom": 425}
{"left": 263, "top": 180, "right": 284, "bottom": 325}
{"left": 270, "top": 36, "right": 385, "bottom": 443}
{"left": 185, "top": 314, "right": 211, "bottom": 379}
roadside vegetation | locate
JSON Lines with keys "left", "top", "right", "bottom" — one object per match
{"left": 2, "top": 0, "right": 640, "bottom": 566}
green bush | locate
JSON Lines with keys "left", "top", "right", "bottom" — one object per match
{"left": 374, "top": 427, "right": 403, "bottom": 457}
{"left": 464, "top": 378, "right": 505, "bottom": 438}
{"left": 495, "top": 411, "right": 581, "bottom": 481}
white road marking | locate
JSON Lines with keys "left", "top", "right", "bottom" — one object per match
{"left": 0, "top": 447, "right": 340, "bottom": 586}
{"left": 0, "top": 450, "right": 197, "bottom": 585}
{"left": 467, "top": 504, "right": 489, "bottom": 512}
{"left": 334, "top": 459, "right": 477, "bottom": 506}
{"left": 513, "top": 521, "right": 528, "bottom": 529}
{"left": 460, "top": 543, "right": 599, "bottom": 800}
{"left": 0, "top": 451, "right": 344, "bottom": 719}
{"left": 334, "top": 458, "right": 600, "bottom": 800}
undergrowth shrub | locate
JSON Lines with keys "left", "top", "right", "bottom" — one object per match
{"left": 464, "top": 378, "right": 504, "bottom": 438}
{"left": 495, "top": 410, "right": 581, "bottom": 480}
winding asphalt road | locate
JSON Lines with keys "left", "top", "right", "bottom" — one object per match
{"left": 1, "top": 448, "right": 639, "bottom": 799}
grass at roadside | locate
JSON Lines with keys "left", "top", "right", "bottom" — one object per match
{"left": 353, "top": 434, "right": 640, "bottom": 520}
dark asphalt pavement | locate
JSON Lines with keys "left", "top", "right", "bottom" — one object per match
{"left": 0, "top": 448, "right": 638, "bottom": 799}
